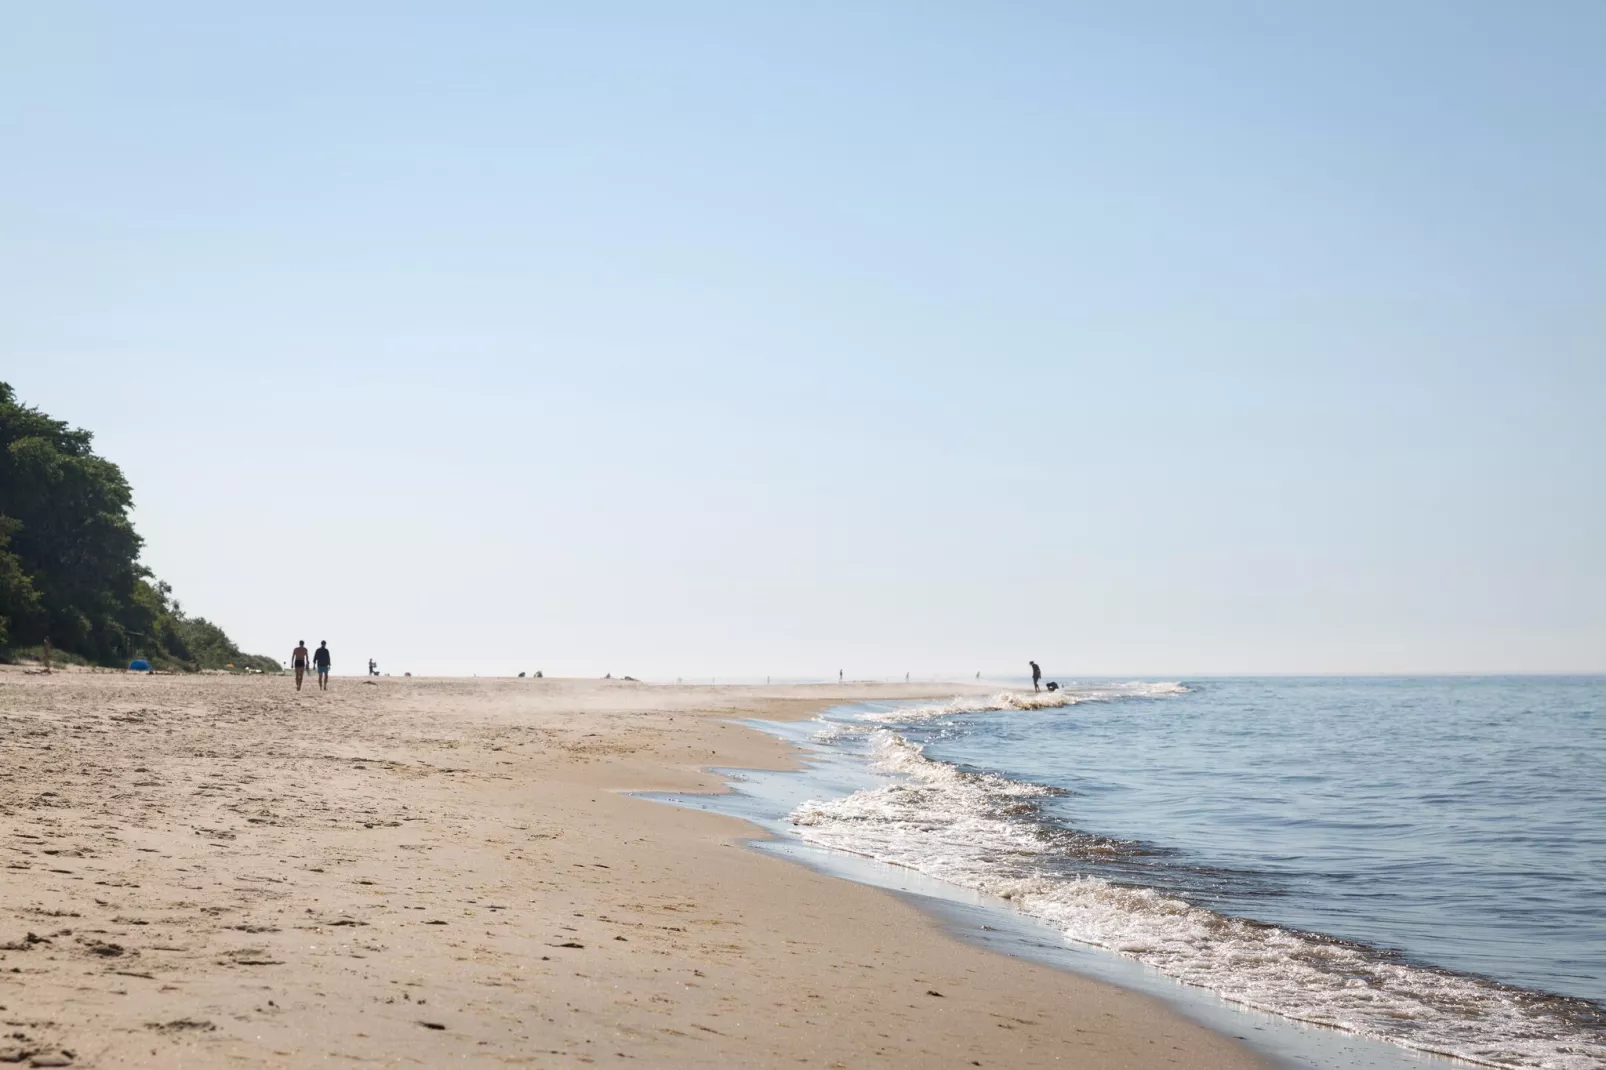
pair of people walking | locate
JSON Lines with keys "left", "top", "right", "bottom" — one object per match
{"left": 290, "top": 640, "right": 332, "bottom": 691}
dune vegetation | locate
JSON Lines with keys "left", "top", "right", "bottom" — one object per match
{"left": 0, "top": 382, "right": 277, "bottom": 672}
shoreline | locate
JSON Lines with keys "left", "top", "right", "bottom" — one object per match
{"left": 0, "top": 672, "right": 1270, "bottom": 1068}
{"left": 663, "top": 708, "right": 1467, "bottom": 1070}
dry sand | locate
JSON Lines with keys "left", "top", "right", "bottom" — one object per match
{"left": 0, "top": 670, "right": 1267, "bottom": 1069}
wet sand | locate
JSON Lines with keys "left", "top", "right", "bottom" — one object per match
{"left": 0, "top": 671, "right": 1268, "bottom": 1068}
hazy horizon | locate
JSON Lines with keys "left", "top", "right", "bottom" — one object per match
{"left": 5, "top": 3, "right": 1602, "bottom": 678}
{"left": 287, "top": 672, "right": 1606, "bottom": 682}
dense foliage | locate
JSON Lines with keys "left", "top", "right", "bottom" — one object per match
{"left": 0, "top": 382, "right": 276, "bottom": 671}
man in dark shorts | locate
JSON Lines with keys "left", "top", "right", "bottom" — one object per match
{"left": 292, "top": 640, "right": 310, "bottom": 691}
{"left": 314, "top": 641, "right": 332, "bottom": 691}
{"left": 1030, "top": 660, "right": 1041, "bottom": 692}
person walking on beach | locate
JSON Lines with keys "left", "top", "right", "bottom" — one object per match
{"left": 291, "top": 640, "right": 310, "bottom": 691}
{"left": 1030, "top": 660, "right": 1042, "bottom": 692}
{"left": 314, "top": 640, "right": 332, "bottom": 691}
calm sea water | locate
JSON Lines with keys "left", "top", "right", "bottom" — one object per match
{"left": 786, "top": 677, "right": 1605, "bottom": 1069}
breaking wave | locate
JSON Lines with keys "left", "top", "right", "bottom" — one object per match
{"left": 790, "top": 730, "right": 1606, "bottom": 1069}
{"left": 854, "top": 681, "right": 1191, "bottom": 725}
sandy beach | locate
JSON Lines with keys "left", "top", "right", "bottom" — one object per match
{"left": 0, "top": 671, "right": 1267, "bottom": 1069}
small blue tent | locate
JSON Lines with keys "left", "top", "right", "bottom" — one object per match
{"left": 128, "top": 659, "right": 151, "bottom": 672}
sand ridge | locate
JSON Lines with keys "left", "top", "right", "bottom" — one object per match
{"left": 0, "top": 671, "right": 1266, "bottom": 1068}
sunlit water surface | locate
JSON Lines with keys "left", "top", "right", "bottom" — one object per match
{"left": 779, "top": 677, "right": 1605, "bottom": 1068}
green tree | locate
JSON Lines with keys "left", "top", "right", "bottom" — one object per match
{"left": 0, "top": 381, "right": 274, "bottom": 670}
{"left": 0, "top": 382, "right": 144, "bottom": 659}
{"left": 0, "top": 518, "right": 42, "bottom": 647}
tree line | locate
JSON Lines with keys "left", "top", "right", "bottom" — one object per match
{"left": 0, "top": 382, "right": 277, "bottom": 672}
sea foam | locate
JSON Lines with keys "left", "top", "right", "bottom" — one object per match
{"left": 853, "top": 681, "right": 1191, "bottom": 725}
{"left": 790, "top": 727, "right": 1606, "bottom": 1069}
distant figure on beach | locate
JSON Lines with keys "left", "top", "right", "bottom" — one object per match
{"left": 368, "top": 658, "right": 378, "bottom": 676}
{"left": 291, "top": 640, "right": 310, "bottom": 691}
{"left": 314, "top": 641, "right": 331, "bottom": 691}
{"left": 1030, "top": 660, "right": 1041, "bottom": 692}
{"left": 839, "top": 669, "right": 843, "bottom": 684}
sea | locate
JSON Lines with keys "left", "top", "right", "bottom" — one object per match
{"left": 655, "top": 677, "right": 1605, "bottom": 1069}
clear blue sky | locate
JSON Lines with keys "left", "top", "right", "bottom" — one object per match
{"left": 4, "top": 2, "right": 1602, "bottom": 677}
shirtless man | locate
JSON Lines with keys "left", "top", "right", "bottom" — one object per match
{"left": 291, "top": 640, "right": 310, "bottom": 691}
